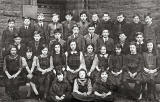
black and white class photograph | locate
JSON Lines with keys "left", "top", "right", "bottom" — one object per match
{"left": 1, "top": 0, "right": 160, "bottom": 102}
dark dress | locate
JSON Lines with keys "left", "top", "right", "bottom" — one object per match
{"left": 72, "top": 78, "right": 93, "bottom": 102}
{"left": 3, "top": 55, "right": 22, "bottom": 100}
{"left": 37, "top": 55, "right": 52, "bottom": 99}
{"left": 93, "top": 78, "right": 113, "bottom": 102}
{"left": 83, "top": 52, "right": 95, "bottom": 72}
{"left": 67, "top": 51, "right": 81, "bottom": 84}
{"left": 109, "top": 54, "right": 124, "bottom": 85}
{"left": 47, "top": 78, "right": 71, "bottom": 102}
{"left": 22, "top": 56, "right": 37, "bottom": 84}
{"left": 142, "top": 52, "right": 160, "bottom": 82}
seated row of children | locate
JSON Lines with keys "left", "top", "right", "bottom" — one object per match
{"left": 3, "top": 33, "right": 160, "bottom": 102}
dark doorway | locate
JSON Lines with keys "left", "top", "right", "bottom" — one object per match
{"left": 37, "top": 0, "right": 66, "bottom": 22}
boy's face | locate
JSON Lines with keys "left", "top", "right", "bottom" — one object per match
{"left": 24, "top": 19, "right": 30, "bottom": 26}
{"left": 14, "top": 37, "right": 21, "bottom": 44}
{"left": 65, "top": 14, "right": 72, "bottom": 21}
{"left": 145, "top": 16, "right": 152, "bottom": 24}
{"left": 57, "top": 74, "right": 64, "bottom": 82}
{"left": 79, "top": 70, "right": 86, "bottom": 79}
{"left": 37, "top": 15, "right": 45, "bottom": 21}
{"left": 55, "top": 45, "right": 60, "bottom": 53}
{"left": 92, "top": 14, "right": 99, "bottom": 22}
{"left": 34, "top": 34, "right": 41, "bottom": 41}
{"left": 54, "top": 32, "right": 61, "bottom": 39}
{"left": 8, "top": 21, "right": 15, "bottom": 28}
{"left": 100, "top": 46, "right": 106, "bottom": 54}
{"left": 70, "top": 42, "right": 76, "bottom": 51}
{"left": 10, "top": 48, "right": 17, "bottom": 55}
{"left": 101, "top": 72, "right": 108, "bottom": 80}
{"left": 88, "top": 27, "right": 95, "bottom": 34}
{"left": 87, "top": 45, "right": 93, "bottom": 53}
{"left": 80, "top": 14, "right": 87, "bottom": 21}
{"left": 42, "top": 48, "right": 48, "bottom": 55}
{"left": 136, "top": 35, "right": 144, "bottom": 42}
{"left": 72, "top": 27, "right": 79, "bottom": 34}
{"left": 115, "top": 47, "right": 122, "bottom": 54}
{"left": 102, "top": 30, "right": 109, "bottom": 38}
{"left": 52, "top": 15, "right": 59, "bottom": 23}
{"left": 102, "top": 14, "right": 110, "bottom": 21}
{"left": 130, "top": 45, "right": 136, "bottom": 53}
{"left": 133, "top": 16, "right": 140, "bottom": 23}
{"left": 147, "top": 42, "right": 153, "bottom": 51}
{"left": 119, "top": 33, "right": 127, "bottom": 41}
{"left": 117, "top": 15, "right": 124, "bottom": 22}
{"left": 26, "top": 51, "right": 33, "bottom": 58}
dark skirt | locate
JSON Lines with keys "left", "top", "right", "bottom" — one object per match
{"left": 94, "top": 94, "right": 114, "bottom": 102}
{"left": 123, "top": 71, "right": 142, "bottom": 82}
{"left": 108, "top": 72, "right": 123, "bottom": 86}
{"left": 72, "top": 92, "right": 94, "bottom": 102}
{"left": 141, "top": 70, "right": 159, "bottom": 82}
{"left": 66, "top": 71, "right": 78, "bottom": 85}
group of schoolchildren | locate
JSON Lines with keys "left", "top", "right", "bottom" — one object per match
{"left": 2, "top": 10, "right": 160, "bottom": 102}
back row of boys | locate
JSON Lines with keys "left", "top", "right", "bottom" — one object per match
{"left": 2, "top": 11, "right": 160, "bottom": 57}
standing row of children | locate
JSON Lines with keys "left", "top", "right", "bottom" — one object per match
{"left": 2, "top": 11, "right": 160, "bottom": 102}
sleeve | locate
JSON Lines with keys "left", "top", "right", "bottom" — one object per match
{"left": 49, "top": 82, "right": 57, "bottom": 101}
{"left": 93, "top": 80, "right": 100, "bottom": 93}
{"left": 73, "top": 79, "right": 79, "bottom": 93}
{"left": 81, "top": 37, "right": 86, "bottom": 52}
{"left": 90, "top": 54, "right": 98, "bottom": 72}
{"left": 156, "top": 56, "right": 160, "bottom": 71}
{"left": 65, "top": 81, "right": 72, "bottom": 96}
{"left": 3, "top": 56, "right": 7, "bottom": 71}
{"left": 87, "top": 79, "right": 92, "bottom": 95}
{"left": 80, "top": 52, "right": 86, "bottom": 70}
{"left": 19, "top": 56, "right": 23, "bottom": 70}
{"left": 1, "top": 30, "right": 6, "bottom": 48}
{"left": 21, "top": 57, "right": 27, "bottom": 67}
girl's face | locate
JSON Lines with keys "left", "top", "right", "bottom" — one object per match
{"left": 57, "top": 74, "right": 64, "bottom": 82}
{"left": 102, "top": 14, "right": 110, "bottom": 21}
{"left": 70, "top": 42, "right": 76, "bottom": 51}
{"left": 119, "top": 33, "right": 127, "bottom": 41}
{"left": 100, "top": 46, "right": 106, "bottom": 54}
{"left": 54, "top": 33, "right": 61, "bottom": 39}
{"left": 42, "top": 48, "right": 48, "bottom": 55}
{"left": 8, "top": 21, "right": 15, "bottom": 28}
{"left": 101, "top": 72, "right": 108, "bottom": 80}
{"left": 92, "top": 14, "right": 99, "bottom": 22}
{"left": 65, "top": 15, "right": 72, "bottom": 21}
{"left": 26, "top": 51, "right": 33, "bottom": 58}
{"left": 147, "top": 42, "right": 153, "bottom": 52}
{"left": 102, "top": 30, "right": 109, "bottom": 38}
{"left": 10, "top": 48, "right": 17, "bottom": 55}
{"left": 115, "top": 47, "right": 121, "bottom": 54}
{"left": 133, "top": 16, "right": 140, "bottom": 23}
{"left": 24, "top": 19, "right": 30, "bottom": 26}
{"left": 145, "top": 16, "right": 152, "bottom": 24}
{"left": 72, "top": 27, "right": 79, "bottom": 34}
{"left": 130, "top": 45, "right": 136, "bottom": 53}
{"left": 87, "top": 45, "right": 93, "bottom": 53}
{"left": 79, "top": 70, "right": 86, "bottom": 79}
{"left": 55, "top": 45, "right": 61, "bottom": 53}
{"left": 52, "top": 15, "right": 59, "bottom": 22}
{"left": 80, "top": 14, "right": 87, "bottom": 21}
